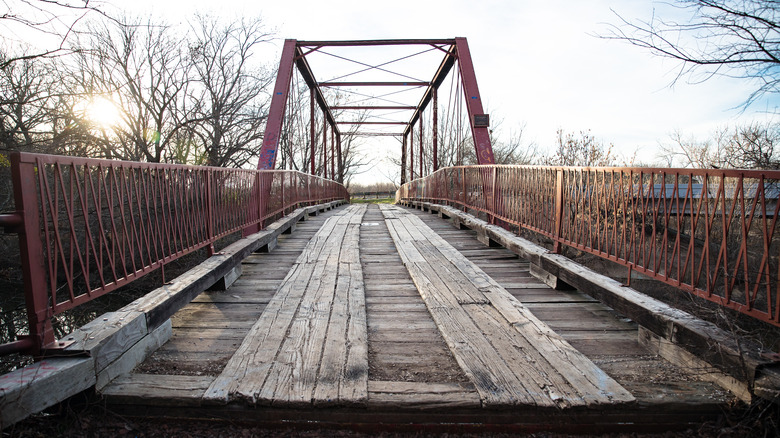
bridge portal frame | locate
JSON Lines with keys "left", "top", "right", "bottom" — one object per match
{"left": 257, "top": 38, "right": 495, "bottom": 185}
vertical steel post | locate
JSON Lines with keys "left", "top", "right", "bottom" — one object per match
{"left": 336, "top": 131, "right": 343, "bottom": 184}
{"left": 401, "top": 134, "right": 407, "bottom": 185}
{"left": 455, "top": 37, "right": 494, "bottom": 165}
{"left": 11, "top": 154, "right": 53, "bottom": 354}
{"left": 258, "top": 39, "right": 297, "bottom": 170}
{"left": 307, "top": 172, "right": 312, "bottom": 204}
{"left": 433, "top": 87, "right": 438, "bottom": 172}
{"left": 330, "top": 126, "right": 335, "bottom": 181}
{"left": 419, "top": 111, "right": 424, "bottom": 178}
{"left": 461, "top": 166, "right": 466, "bottom": 210}
{"left": 410, "top": 125, "right": 414, "bottom": 180}
{"left": 310, "top": 90, "right": 315, "bottom": 175}
{"left": 323, "top": 119, "right": 328, "bottom": 179}
{"left": 490, "top": 167, "right": 497, "bottom": 224}
{"left": 553, "top": 168, "right": 564, "bottom": 254}
{"left": 206, "top": 170, "right": 215, "bottom": 256}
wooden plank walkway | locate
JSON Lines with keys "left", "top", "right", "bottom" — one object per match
{"left": 380, "top": 205, "right": 634, "bottom": 407}
{"left": 360, "top": 204, "right": 477, "bottom": 409}
{"left": 133, "top": 207, "right": 342, "bottom": 376}
{"left": 205, "top": 204, "right": 368, "bottom": 406}
{"left": 100, "top": 203, "right": 736, "bottom": 431}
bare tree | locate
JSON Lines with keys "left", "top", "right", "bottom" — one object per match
{"left": 0, "top": 55, "right": 56, "bottom": 152}
{"left": 604, "top": 0, "right": 780, "bottom": 106}
{"left": 464, "top": 122, "right": 538, "bottom": 165}
{"left": 338, "top": 126, "right": 374, "bottom": 185}
{"left": 69, "top": 16, "right": 192, "bottom": 162}
{"left": 659, "top": 129, "right": 717, "bottom": 168}
{"left": 541, "top": 129, "right": 621, "bottom": 167}
{"left": 412, "top": 114, "right": 536, "bottom": 172}
{"left": 186, "top": 15, "right": 274, "bottom": 167}
{"left": 660, "top": 122, "right": 780, "bottom": 169}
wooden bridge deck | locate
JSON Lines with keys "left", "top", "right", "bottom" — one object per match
{"left": 101, "top": 203, "right": 735, "bottom": 432}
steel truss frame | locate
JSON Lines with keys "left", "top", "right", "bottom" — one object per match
{"left": 258, "top": 38, "right": 495, "bottom": 184}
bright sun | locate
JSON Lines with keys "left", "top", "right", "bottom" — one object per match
{"left": 82, "top": 96, "right": 122, "bottom": 129}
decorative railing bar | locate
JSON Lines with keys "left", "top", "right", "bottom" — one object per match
{"left": 399, "top": 165, "right": 780, "bottom": 327}
{"left": 0, "top": 152, "right": 348, "bottom": 355}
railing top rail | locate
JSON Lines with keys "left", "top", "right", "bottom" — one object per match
{"left": 12, "top": 152, "right": 341, "bottom": 182}
{"left": 415, "top": 163, "right": 780, "bottom": 179}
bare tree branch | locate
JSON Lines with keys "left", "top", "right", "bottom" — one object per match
{"left": 0, "top": 0, "right": 113, "bottom": 68}
{"left": 601, "top": 1, "right": 780, "bottom": 106}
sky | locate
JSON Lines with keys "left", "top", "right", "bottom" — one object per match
{"left": 18, "top": 0, "right": 780, "bottom": 184}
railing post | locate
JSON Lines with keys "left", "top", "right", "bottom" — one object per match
{"left": 206, "top": 170, "right": 215, "bottom": 256}
{"left": 11, "top": 153, "right": 54, "bottom": 354}
{"left": 258, "top": 171, "right": 267, "bottom": 230}
{"left": 491, "top": 166, "right": 497, "bottom": 224}
{"left": 461, "top": 167, "right": 466, "bottom": 210}
{"left": 281, "top": 172, "right": 287, "bottom": 214}
{"left": 553, "top": 168, "right": 564, "bottom": 254}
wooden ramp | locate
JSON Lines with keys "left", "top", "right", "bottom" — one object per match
{"left": 380, "top": 204, "right": 634, "bottom": 407}
{"left": 204, "top": 204, "right": 368, "bottom": 406}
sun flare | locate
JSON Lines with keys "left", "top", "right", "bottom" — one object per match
{"left": 82, "top": 96, "right": 122, "bottom": 129}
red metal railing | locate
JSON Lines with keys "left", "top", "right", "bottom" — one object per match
{"left": 399, "top": 165, "right": 780, "bottom": 327}
{"left": 0, "top": 152, "right": 348, "bottom": 355}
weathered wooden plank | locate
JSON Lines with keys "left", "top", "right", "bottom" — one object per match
{"left": 413, "top": 241, "right": 489, "bottom": 305}
{"left": 341, "top": 261, "right": 369, "bottom": 404}
{"left": 202, "top": 257, "right": 318, "bottom": 404}
{"left": 204, "top": 204, "right": 368, "bottom": 407}
{"left": 101, "top": 374, "right": 214, "bottom": 406}
{"left": 368, "top": 380, "right": 480, "bottom": 409}
{"left": 464, "top": 302, "right": 581, "bottom": 407}
{"left": 266, "top": 251, "right": 340, "bottom": 406}
{"left": 190, "top": 292, "right": 273, "bottom": 304}
{"left": 64, "top": 309, "right": 147, "bottom": 373}
{"left": 368, "top": 329, "right": 443, "bottom": 344}
{"left": 366, "top": 303, "right": 428, "bottom": 312}
{"left": 406, "top": 208, "right": 636, "bottom": 406}
{"left": 96, "top": 319, "right": 172, "bottom": 390}
{"left": 380, "top": 205, "right": 634, "bottom": 407}
{"left": 313, "top": 263, "right": 352, "bottom": 405}
{"left": 268, "top": 220, "right": 353, "bottom": 405}
{"left": 384, "top": 208, "right": 528, "bottom": 405}
{"left": 0, "top": 357, "right": 95, "bottom": 427}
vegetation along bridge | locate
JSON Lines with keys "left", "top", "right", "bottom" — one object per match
{"left": 1, "top": 39, "right": 780, "bottom": 433}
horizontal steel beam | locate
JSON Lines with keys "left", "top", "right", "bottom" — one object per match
{"left": 331, "top": 106, "right": 417, "bottom": 110}
{"left": 336, "top": 121, "right": 408, "bottom": 125}
{"left": 348, "top": 132, "right": 404, "bottom": 136}
{"left": 298, "top": 39, "right": 456, "bottom": 47}
{"left": 319, "top": 81, "right": 429, "bottom": 87}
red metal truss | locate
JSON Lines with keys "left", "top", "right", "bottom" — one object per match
{"left": 258, "top": 39, "right": 297, "bottom": 170}
{"left": 260, "top": 38, "right": 495, "bottom": 183}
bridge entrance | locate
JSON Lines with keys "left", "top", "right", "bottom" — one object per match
{"left": 258, "top": 38, "right": 495, "bottom": 184}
